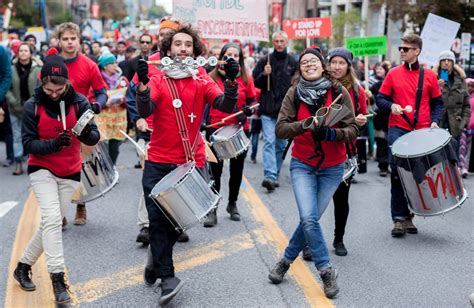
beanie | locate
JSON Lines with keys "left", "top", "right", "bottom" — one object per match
{"left": 328, "top": 47, "right": 353, "bottom": 66}
{"left": 299, "top": 48, "right": 325, "bottom": 66}
{"left": 23, "top": 34, "right": 37, "bottom": 43}
{"left": 98, "top": 52, "right": 116, "bottom": 69}
{"left": 160, "top": 16, "right": 182, "bottom": 31}
{"left": 41, "top": 50, "right": 68, "bottom": 79}
{"left": 439, "top": 50, "right": 455, "bottom": 63}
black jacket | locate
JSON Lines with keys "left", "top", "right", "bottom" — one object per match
{"left": 253, "top": 50, "right": 297, "bottom": 118}
{"left": 22, "top": 87, "right": 100, "bottom": 155}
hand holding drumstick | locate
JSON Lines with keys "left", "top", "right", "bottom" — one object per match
{"left": 391, "top": 104, "right": 413, "bottom": 115}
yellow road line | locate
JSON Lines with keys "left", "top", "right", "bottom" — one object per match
{"left": 4, "top": 191, "right": 78, "bottom": 308}
{"left": 240, "top": 176, "right": 334, "bottom": 308}
{"left": 73, "top": 232, "right": 255, "bottom": 303}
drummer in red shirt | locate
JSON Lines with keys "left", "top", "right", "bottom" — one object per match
{"left": 135, "top": 24, "right": 239, "bottom": 305}
{"left": 204, "top": 42, "right": 257, "bottom": 226}
{"left": 376, "top": 33, "right": 443, "bottom": 238}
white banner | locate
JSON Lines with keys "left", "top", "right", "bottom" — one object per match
{"left": 419, "top": 13, "right": 460, "bottom": 66}
{"left": 173, "top": 0, "right": 269, "bottom": 42}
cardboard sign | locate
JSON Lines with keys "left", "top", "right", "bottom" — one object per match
{"left": 282, "top": 17, "right": 332, "bottom": 39}
{"left": 419, "top": 13, "right": 460, "bottom": 66}
{"left": 346, "top": 36, "right": 387, "bottom": 57}
{"left": 173, "top": 0, "right": 269, "bottom": 41}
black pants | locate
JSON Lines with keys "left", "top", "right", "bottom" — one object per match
{"left": 333, "top": 179, "right": 352, "bottom": 243}
{"left": 107, "top": 139, "right": 122, "bottom": 165}
{"left": 142, "top": 161, "right": 181, "bottom": 279}
{"left": 375, "top": 137, "right": 389, "bottom": 171}
{"left": 209, "top": 150, "right": 247, "bottom": 203}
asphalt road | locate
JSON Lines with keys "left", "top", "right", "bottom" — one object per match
{"left": 0, "top": 139, "right": 473, "bottom": 307}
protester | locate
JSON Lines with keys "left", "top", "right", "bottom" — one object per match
{"left": 0, "top": 45, "right": 13, "bottom": 167}
{"left": 252, "top": 31, "right": 297, "bottom": 192}
{"left": 269, "top": 48, "right": 358, "bottom": 299}
{"left": 5, "top": 43, "right": 42, "bottom": 175}
{"left": 14, "top": 52, "right": 99, "bottom": 304}
{"left": 376, "top": 33, "right": 443, "bottom": 237}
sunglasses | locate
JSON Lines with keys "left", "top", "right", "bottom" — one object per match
{"left": 398, "top": 46, "right": 417, "bottom": 53}
{"left": 140, "top": 41, "right": 151, "bottom": 44}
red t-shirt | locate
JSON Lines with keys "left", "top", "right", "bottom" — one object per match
{"left": 28, "top": 104, "right": 82, "bottom": 177}
{"left": 147, "top": 72, "right": 223, "bottom": 167}
{"left": 208, "top": 75, "right": 256, "bottom": 130}
{"left": 292, "top": 90, "right": 347, "bottom": 168}
{"left": 66, "top": 53, "right": 106, "bottom": 98}
{"left": 379, "top": 65, "right": 441, "bottom": 130}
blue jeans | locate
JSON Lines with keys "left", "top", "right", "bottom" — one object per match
{"left": 9, "top": 113, "right": 23, "bottom": 162}
{"left": 388, "top": 126, "right": 411, "bottom": 221}
{"left": 283, "top": 158, "right": 344, "bottom": 271}
{"left": 261, "top": 115, "right": 287, "bottom": 181}
{"left": 250, "top": 132, "right": 259, "bottom": 161}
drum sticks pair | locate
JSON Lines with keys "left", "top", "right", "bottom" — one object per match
{"left": 206, "top": 103, "right": 260, "bottom": 128}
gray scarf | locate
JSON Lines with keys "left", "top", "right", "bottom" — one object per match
{"left": 296, "top": 77, "right": 332, "bottom": 107}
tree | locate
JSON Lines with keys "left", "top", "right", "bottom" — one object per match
{"left": 371, "top": 0, "right": 473, "bottom": 33}
{"left": 331, "top": 9, "right": 363, "bottom": 47}
{"left": 97, "top": 0, "right": 127, "bottom": 20}
{"left": 148, "top": 5, "right": 169, "bottom": 20}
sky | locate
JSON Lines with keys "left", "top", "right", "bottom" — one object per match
{"left": 156, "top": 0, "right": 173, "bottom": 13}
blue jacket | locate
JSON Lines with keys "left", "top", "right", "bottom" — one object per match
{"left": 0, "top": 45, "right": 12, "bottom": 104}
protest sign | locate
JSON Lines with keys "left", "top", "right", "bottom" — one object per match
{"left": 346, "top": 36, "right": 387, "bottom": 57}
{"left": 419, "top": 13, "right": 460, "bottom": 66}
{"left": 282, "top": 17, "right": 332, "bottom": 39}
{"left": 173, "top": 0, "right": 268, "bottom": 41}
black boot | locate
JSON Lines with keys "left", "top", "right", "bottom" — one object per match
{"left": 50, "top": 272, "right": 71, "bottom": 304}
{"left": 13, "top": 262, "right": 36, "bottom": 291}
{"left": 203, "top": 209, "right": 217, "bottom": 227}
{"left": 226, "top": 201, "right": 240, "bottom": 221}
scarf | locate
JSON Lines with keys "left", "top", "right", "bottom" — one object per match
{"left": 162, "top": 66, "right": 197, "bottom": 80}
{"left": 16, "top": 60, "right": 32, "bottom": 103}
{"left": 296, "top": 77, "right": 332, "bottom": 107}
{"left": 101, "top": 71, "right": 120, "bottom": 89}
{"left": 339, "top": 73, "right": 354, "bottom": 91}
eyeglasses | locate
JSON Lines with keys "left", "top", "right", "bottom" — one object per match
{"left": 43, "top": 85, "right": 67, "bottom": 96}
{"left": 398, "top": 46, "right": 417, "bottom": 53}
{"left": 140, "top": 41, "right": 151, "bottom": 44}
{"left": 300, "top": 58, "right": 321, "bottom": 67}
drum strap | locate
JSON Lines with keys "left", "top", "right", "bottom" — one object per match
{"left": 401, "top": 68, "right": 424, "bottom": 130}
{"left": 164, "top": 78, "right": 200, "bottom": 162}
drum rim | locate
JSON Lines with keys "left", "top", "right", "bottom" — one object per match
{"left": 407, "top": 188, "right": 468, "bottom": 216}
{"left": 211, "top": 124, "right": 243, "bottom": 141}
{"left": 73, "top": 169, "right": 119, "bottom": 203}
{"left": 392, "top": 128, "right": 451, "bottom": 159}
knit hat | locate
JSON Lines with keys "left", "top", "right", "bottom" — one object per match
{"left": 328, "top": 47, "right": 353, "bottom": 66}
{"left": 299, "top": 48, "right": 325, "bottom": 66}
{"left": 98, "top": 52, "right": 116, "bottom": 69}
{"left": 24, "top": 34, "right": 36, "bottom": 43}
{"left": 466, "top": 78, "right": 474, "bottom": 85}
{"left": 439, "top": 50, "right": 455, "bottom": 63}
{"left": 159, "top": 16, "right": 182, "bottom": 31}
{"left": 41, "top": 50, "right": 68, "bottom": 79}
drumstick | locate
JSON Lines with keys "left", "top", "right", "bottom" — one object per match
{"left": 59, "top": 100, "right": 67, "bottom": 131}
{"left": 119, "top": 130, "right": 146, "bottom": 156}
{"left": 206, "top": 103, "right": 260, "bottom": 128}
{"left": 329, "top": 93, "right": 343, "bottom": 107}
{"left": 402, "top": 105, "right": 413, "bottom": 113}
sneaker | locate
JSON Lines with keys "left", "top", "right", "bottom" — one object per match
{"left": 379, "top": 169, "right": 388, "bottom": 177}
{"left": 302, "top": 246, "right": 312, "bottom": 261}
{"left": 144, "top": 247, "right": 157, "bottom": 286}
{"left": 136, "top": 227, "right": 150, "bottom": 245}
{"left": 320, "top": 268, "right": 339, "bottom": 299}
{"left": 13, "top": 262, "right": 36, "bottom": 291}
{"left": 403, "top": 219, "right": 418, "bottom": 234}
{"left": 251, "top": 158, "right": 257, "bottom": 164}
{"left": 158, "top": 276, "right": 186, "bottom": 306}
{"left": 268, "top": 259, "right": 290, "bottom": 284}
{"left": 262, "top": 179, "right": 275, "bottom": 192}
{"left": 226, "top": 201, "right": 240, "bottom": 221}
{"left": 391, "top": 221, "right": 405, "bottom": 238}
{"left": 333, "top": 241, "right": 348, "bottom": 256}
{"left": 177, "top": 231, "right": 189, "bottom": 243}
{"left": 203, "top": 209, "right": 217, "bottom": 227}
{"left": 2, "top": 159, "right": 13, "bottom": 167}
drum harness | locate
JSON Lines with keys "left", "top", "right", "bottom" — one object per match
{"left": 400, "top": 68, "right": 424, "bottom": 130}
{"left": 164, "top": 77, "right": 200, "bottom": 163}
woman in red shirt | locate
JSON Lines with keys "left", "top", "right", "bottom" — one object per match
{"left": 204, "top": 43, "right": 256, "bottom": 225}
{"left": 269, "top": 48, "right": 358, "bottom": 298}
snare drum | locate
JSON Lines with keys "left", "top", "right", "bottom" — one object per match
{"left": 392, "top": 128, "right": 468, "bottom": 216}
{"left": 150, "top": 162, "right": 220, "bottom": 231}
{"left": 210, "top": 124, "right": 250, "bottom": 160}
{"left": 72, "top": 109, "right": 95, "bottom": 136}
{"left": 72, "top": 142, "right": 119, "bottom": 203}
{"left": 342, "top": 156, "right": 358, "bottom": 184}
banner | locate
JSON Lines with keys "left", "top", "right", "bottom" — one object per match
{"left": 282, "top": 17, "right": 332, "bottom": 40}
{"left": 419, "top": 13, "right": 460, "bottom": 66}
{"left": 173, "top": 0, "right": 269, "bottom": 41}
{"left": 346, "top": 36, "right": 387, "bottom": 57}
{"left": 271, "top": 2, "right": 282, "bottom": 25}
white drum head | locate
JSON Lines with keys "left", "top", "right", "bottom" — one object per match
{"left": 391, "top": 128, "right": 451, "bottom": 158}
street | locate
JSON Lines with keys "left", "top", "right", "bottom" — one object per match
{"left": 1, "top": 139, "right": 473, "bottom": 307}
